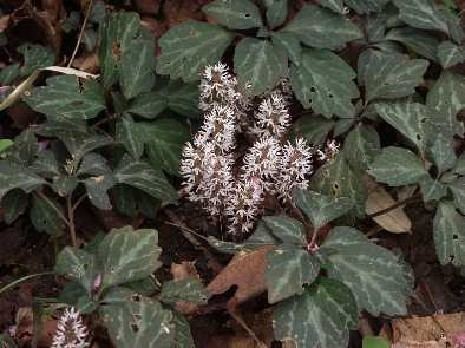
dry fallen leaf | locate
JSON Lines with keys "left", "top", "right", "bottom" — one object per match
{"left": 207, "top": 246, "right": 272, "bottom": 304}
{"left": 365, "top": 176, "right": 412, "bottom": 233}
{"left": 392, "top": 313, "right": 465, "bottom": 348}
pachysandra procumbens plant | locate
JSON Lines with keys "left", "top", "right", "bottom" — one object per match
{"left": 180, "top": 62, "right": 337, "bottom": 235}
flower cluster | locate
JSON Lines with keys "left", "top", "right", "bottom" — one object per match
{"left": 180, "top": 63, "right": 337, "bottom": 235}
{"left": 51, "top": 307, "right": 89, "bottom": 348}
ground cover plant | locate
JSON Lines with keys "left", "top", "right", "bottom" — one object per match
{"left": 1, "top": 0, "right": 465, "bottom": 347}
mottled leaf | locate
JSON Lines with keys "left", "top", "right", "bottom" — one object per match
{"left": 419, "top": 175, "right": 448, "bottom": 202}
{"left": 271, "top": 32, "right": 302, "bottom": 64}
{"left": 116, "top": 115, "right": 144, "bottom": 159}
{"left": 101, "top": 299, "right": 175, "bottom": 348}
{"left": 385, "top": 27, "right": 440, "bottom": 61}
{"left": 321, "top": 226, "right": 413, "bottom": 315}
{"left": 30, "top": 194, "right": 65, "bottom": 237}
{"left": 234, "top": 38, "right": 287, "bottom": 96}
{"left": 293, "top": 116, "right": 335, "bottom": 145}
{"left": 433, "top": 202, "right": 465, "bottom": 266}
{"left": 281, "top": 5, "right": 362, "bottom": 49}
{"left": 1, "top": 189, "right": 28, "bottom": 224}
{"left": 24, "top": 75, "right": 106, "bottom": 120}
{"left": 160, "top": 277, "right": 209, "bottom": 304}
{"left": 0, "top": 161, "right": 45, "bottom": 199}
{"left": 83, "top": 174, "right": 115, "bottom": 210}
{"left": 264, "top": 0, "right": 288, "bottom": 28}
{"left": 260, "top": 216, "right": 306, "bottom": 246}
{"left": 427, "top": 71, "right": 465, "bottom": 137}
{"left": 17, "top": 44, "right": 54, "bottom": 75}
{"left": 393, "top": 0, "right": 449, "bottom": 34}
{"left": 359, "top": 49, "right": 428, "bottom": 102}
{"left": 369, "top": 146, "right": 427, "bottom": 186}
{"left": 343, "top": 125, "right": 380, "bottom": 171}
{"left": 449, "top": 178, "right": 465, "bottom": 215}
{"left": 430, "top": 133, "right": 457, "bottom": 173}
{"left": 438, "top": 40, "right": 465, "bottom": 68}
{"left": 98, "top": 226, "right": 162, "bottom": 290}
{"left": 55, "top": 247, "right": 97, "bottom": 294}
{"left": 156, "top": 21, "right": 234, "bottom": 81}
{"left": 274, "top": 278, "right": 357, "bottom": 348}
{"left": 295, "top": 189, "right": 352, "bottom": 230}
{"left": 290, "top": 49, "right": 359, "bottom": 118}
{"left": 319, "top": 0, "right": 344, "bottom": 13}
{"left": 345, "top": 0, "right": 390, "bottom": 14}
{"left": 202, "top": 0, "right": 262, "bottom": 29}
{"left": 266, "top": 248, "right": 319, "bottom": 303}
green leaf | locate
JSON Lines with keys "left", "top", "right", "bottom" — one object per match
{"left": 144, "top": 119, "right": 189, "bottom": 175}
{"left": 281, "top": 5, "right": 362, "bottom": 49}
{"left": 345, "top": 0, "right": 390, "bottom": 14}
{"left": 362, "top": 336, "right": 390, "bottom": 348}
{"left": 51, "top": 176, "right": 78, "bottom": 197}
{"left": 393, "top": 0, "right": 449, "bottom": 34}
{"left": 101, "top": 298, "right": 175, "bottom": 348}
{"left": 234, "top": 38, "right": 287, "bottom": 96}
{"left": 274, "top": 278, "right": 357, "bottom": 348}
{"left": 82, "top": 174, "right": 115, "bottom": 210}
{"left": 98, "top": 226, "right": 162, "bottom": 290}
{"left": 427, "top": 71, "right": 465, "bottom": 137}
{"left": 368, "top": 146, "right": 427, "bottom": 186}
{"left": 0, "top": 162, "right": 45, "bottom": 199}
{"left": 385, "top": 27, "right": 440, "bottom": 61}
{"left": 160, "top": 277, "right": 209, "bottom": 304}
{"left": 156, "top": 21, "right": 234, "bottom": 81}
{"left": 24, "top": 75, "right": 106, "bottom": 120}
{"left": 271, "top": 32, "right": 302, "bottom": 64}
{"left": 63, "top": 134, "right": 113, "bottom": 164}
{"left": 78, "top": 152, "right": 111, "bottom": 177}
{"left": 0, "top": 334, "right": 18, "bottom": 348}
{"left": 343, "top": 125, "right": 380, "bottom": 171}
{"left": 128, "top": 92, "right": 166, "bottom": 119}
{"left": 30, "top": 194, "right": 65, "bottom": 237}
{"left": 449, "top": 178, "right": 465, "bottom": 215}
{"left": 0, "top": 64, "right": 20, "bottom": 85}
{"left": 264, "top": 0, "right": 288, "bottom": 28}
{"left": 319, "top": 0, "right": 344, "bottom": 13}
{"left": 358, "top": 49, "right": 428, "bottom": 102}
{"left": 419, "top": 176, "right": 447, "bottom": 202}
{"left": 433, "top": 202, "right": 465, "bottom": 266}
{"left": 321, "top": 226, "right": 413, "bottom": 315}
{"left": 266, "top": 248, "right": 320, "bottom": 303}
{"left": 55, "top": 247, "right": 97, "bottom": 294}
{"left": 293, "top": 116, "right": 334, "bottom": 145}
{"left": 260, "top": 216, "right": 306, "bottom": 246}
{"left": 438, "top": 40, "right": 465, "bottom": 68}
{"left": 172, "top": 313, "right": 195, "bottom": 348}
{"left": 290, "top": 49, "right": 359, "bottom": 118}
{"left": 374, "top": 101, "right": 431, "bottom": 153}
{"left": 311, "top": 152, "right": 366, "bottom": 216}
{"left": 98, "top": 12, "right": 140, "bottom": 89}
{"left": 0, "top": 139, "right": 13, "bottom": 153}
{"left": 430, "top": 133, "right": 457, "bottom": 173}
{"left": 17, "top": 44, "right": 54, "bottom": 75}
{"left": 30, "top": 150, "right": 60, "bottom": 178}
{"left": 2, "top": 190, "right": 28, "bottom": 224}
{"left": 119, "top": 28, "right": 156, "bottom": 99}
{"left": 202, "top": 0, "right": 262, "bottom": 29}
{"left": 116, "top": 115, "right": 144, "bottom": 159}
{"left": 295, "top": 190, "right": 352, "bottom": 230}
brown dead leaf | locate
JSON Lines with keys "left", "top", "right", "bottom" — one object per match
{"left": 72, "top": 53, "right": 99, "bottom": 74}
{"left": 0, "top": 15, "right": 10, "bottom": 33}
{"left": 365, "top": 176, "right": 412, "bottom": 233}
{"left": 171, "top": 261, "right": 199, "bottom": 281}
{"left": 134, "top": 0, "right": 161, "bottom": 14}
{"left": 392, "top": 313, "right": 465, "bottom": 348}
{"left": 207, "top": 246, "right": 273, "bottom": 304}
{"left": 206, "top": 335, "right": 260, "bottom": 348}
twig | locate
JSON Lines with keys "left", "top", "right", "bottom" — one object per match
{"left": 72, "top": 194, "right": 87, "bottom": 212}
{"left": 67, "top": 195, "right": 78, "bottom": 248}
{"left": 0, "top": 272, "right": 54, "bottom": 295}
{"left": 68, "top": 0, "right": 93, "bottom": 68}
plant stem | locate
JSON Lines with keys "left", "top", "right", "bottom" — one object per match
{"left": 67, "top": 195, "right": 78, "bottom": 248}
{"left": 34, "top": 191, "right": 70, "bottom": 227}
{"left": 0, "top": 272, "right": 54, "bottom": 295}
{"left": 68, "top": 0, "right": 93, "bottom": 67}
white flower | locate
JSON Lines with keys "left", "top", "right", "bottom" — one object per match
{"left": 252, "top": 91, "right": 290, "bottom": 138}
{"left": 276, "top": 138, "right": 314, "bottom": 201}
{"left": 242, "top": 136, "right": 282, "bottom": 183}
{"left": 51, "top": 307, "right": 89, "bottom": 348}
{"left": 197, "top": 104, "right": 236, "bottom": 152}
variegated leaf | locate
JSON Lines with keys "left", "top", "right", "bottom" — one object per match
{"left": 271, "top": 32, "right": 302, "bottom": 64}
{"left": 264, "top": 0, "right": 288, "bottom": 28}
{"left": 258, "top": 216, "right": 306, "bottom": 246}
{"left": 343, "top": 125, "right": 380, "bottom": 171}
{"left": 55, "top": 247, "right": 97, "bottom": 294}
{"left": 101, "top": 299, "right": 175, "bottom": 348}
{"left": 448, "top": 179, "right": 465, "bottom": 215}
{"left": 1, "top": 190, "right": 28, "bottom": 224}
{"left": 385, "top": 27, "right": 439, "bottom": 61}
{"left": 234, "top": 38, "right": 287, "bottom": 96}
{"left": 290, "top": 49, "right": 359, "bottom": 118}
{"left": 0, "top": 162, "right": 45, "bottom": 199}
{"left": 419, "top": 176, "right": 448, "bottom": 202}
{"left": 427, "top": 71, "right": 465, "bottom": 137}
{"left": 116, "top": 115, "right": 144, "bottom": 159}
{"left": 156, "top": 21, "right": 234, "bottom": 81}
{"left": 321, "top": 226, "right": 413, "bottom": 315}
{"left": 438, "top": 41, "right": 465, "bottom": 68}
{"left": 374, "top": 101, "right": 431, "bottom": 153}
{"left": 266, "top": 248, "right": 319, "bottom": 303}
{"left": 430, "top": 133, "right": 457, "bottom": 174}
{"left": 433, "top": 202, "right": 465, "bottom": 266}
{"left": 319, "top": 0, "right": 344, "bottom": 13}
{"left": 294, "top": 190, "right": 352, "bottom": 230}
{"left": 160, "top": 277, "right": 209, "bottom": 304}
{"left": 393, "top": 0, "right": 449, "bottom": 34}
{"left": 293, "top": 116, "right": 335, "bottom": 145}
{"left": 97, "top": 226, "right": 162, "bottom": 290}
{"left": 281, "top": 5, "right": 362, "bottom": 49}
{"left": 202, "top": 0, "right": 262, "bottom": 29}
{"left": 113, "top": 159, "right": 177, "bottom": 203}
{"left": 345, "top": 0, "right": 390, "bottom": 13}
{"left": 358, "top": 49, "right": 428, "bottom": 102}
{"left": 368, "top": 146, "right": 427, "bottom": 186}
{"left": 274, "top": 278, "right": 357, "bottom": 348}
